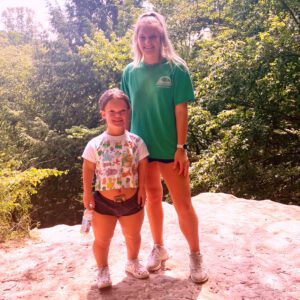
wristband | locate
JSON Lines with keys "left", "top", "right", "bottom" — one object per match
{"left": 177, "top": 144, "right": 187, "bottom": 150}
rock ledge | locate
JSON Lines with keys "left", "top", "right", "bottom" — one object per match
{"left": 1, "top": 193, "right": 300, "bottom": 300}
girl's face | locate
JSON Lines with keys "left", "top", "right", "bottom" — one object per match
{"left": 137, "top": 25, "right": 162, "bottom": 63}
{"left": 101, "top": 98, "right": 129, "bottom": 135}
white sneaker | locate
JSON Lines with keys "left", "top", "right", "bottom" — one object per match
{"left": 189, "top": 253, "right": 208, "bottom": 283}
{"left": 125, "top": 259, "right": 149, "bottom": 279}
{"left": 147, "top": 244, "right": 169, "bottom": 272}
{"left": 97, "top": 266, "right": 112, "bottom": 289}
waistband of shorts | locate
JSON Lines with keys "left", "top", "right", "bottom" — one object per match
{"left": 148, "top": 157, "right": 174, "bottom": 163}
{"left": 94, "top": 191, "right": 138, "bottom": 203}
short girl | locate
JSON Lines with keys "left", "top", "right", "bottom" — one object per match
{"left": 82, "top": 88, "right": 149, "bottom": 289}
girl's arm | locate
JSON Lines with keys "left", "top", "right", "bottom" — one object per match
{"left": 82, "top": 159, "right": 96, "bottom": 209}
{"left": 174, "top": 102, "right": 189, "bottom": 177}
{"left": 137, "top": 157, "right": 148, "bottom": 207}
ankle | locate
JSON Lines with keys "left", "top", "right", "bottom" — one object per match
{"left": 190, "top": 251, "right": 201, "bottom": 256}
{"left": 127, "top": 258, "right": 139, "bottom": 263}
{"left": 98, "top": 264, "right": 109, "bottom": 269}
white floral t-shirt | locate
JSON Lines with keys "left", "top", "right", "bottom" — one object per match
{"left": 82, "top": 131, "right": 148, "bottom": 191}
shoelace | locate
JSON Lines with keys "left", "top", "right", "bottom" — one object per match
{"left": 98, "top": 267, "right": 110, "bottom": 280}
{"left": 130, "top": 260, "right": 144, "bottom": 272}
{"left": 151, "top": 247, "right": 161, "bottom": 259}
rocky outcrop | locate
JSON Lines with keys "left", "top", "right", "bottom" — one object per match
{"left": 1, "top": 193, "right": 300, "bottom": 299}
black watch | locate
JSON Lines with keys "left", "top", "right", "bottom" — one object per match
{"left": 177, "top": 144, "right": 188, "bottom": 150}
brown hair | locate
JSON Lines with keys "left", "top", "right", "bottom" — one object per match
{"left": 98, "top": 88, "right": 130, "bottom": 111}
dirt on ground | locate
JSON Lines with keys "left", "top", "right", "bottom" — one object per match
{"left": 1, "top": 193, "right": 300, "bottom": 300}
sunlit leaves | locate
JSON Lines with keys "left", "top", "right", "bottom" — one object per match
{"left": 188, "top": 2, "right": 299, "bottom": 203}
{"left": 0, "top": 161, "right": 65, "bottom": 241}
{"left": 79, "top": 30, "right": 132, "bottom": 87}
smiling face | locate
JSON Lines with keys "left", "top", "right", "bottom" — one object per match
{"left": 137, "top": 25, "right": 162, "bottom": 64}
{"left": 101, "top": 98, "right": 129, "bottom": 135}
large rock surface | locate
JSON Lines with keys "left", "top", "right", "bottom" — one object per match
{"left": 1, "top": 193, "right": 300, "bottom": 300}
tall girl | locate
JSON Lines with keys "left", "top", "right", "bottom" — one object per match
{"left": 121, "top": 12, "right": 208, "bottom": 283}
{"left": 82, "top": 88, "right": 149, "bottom": 289}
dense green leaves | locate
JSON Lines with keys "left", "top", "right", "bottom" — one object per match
{"left": 49, "top": 0, "right": 142, "bottom": 48}
{"left": 188, "top": 3, "right": 300, "bottom": 203}
{"left": 0, "top": 161, "right": 65, "bottom": 241}
{"left": 0, "top": 34, "right": 66, "bottom": 239}
{"left": 79, "top": 30, "right": 132, "bottom": 87}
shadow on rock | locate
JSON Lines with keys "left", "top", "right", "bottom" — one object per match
{"left": 86, "top": 273, "right": 204, "bottom": 300}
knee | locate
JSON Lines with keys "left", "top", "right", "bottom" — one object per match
{"left": 93, "top": 232, "right": 114, "bottom": 248}
{"left": 146, "top": 185, "right": 163, "bottom": 203}
{"left": 93, "top": 237, "right": 111, "bottom": 249}
{"left": 123, "top": 231, "right": 141, "bottom": 243}
{"left": 175, "top": 200, "right": 195, "bottom": 216}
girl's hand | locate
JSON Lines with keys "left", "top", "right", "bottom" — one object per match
{"left": 83, "top": 191, "right": 95, "bottom": 210}
{"left": 137, "top": 187, "right": 146, "bottom": 207}
{"left": 173, "top": 149, "right": 189, "bottom": 177}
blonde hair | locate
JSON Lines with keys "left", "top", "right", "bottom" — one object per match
{"left": 132, "top": 11, "right": 188, "bottom": 69}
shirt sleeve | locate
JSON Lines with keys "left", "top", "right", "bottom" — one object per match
{"left": 137, "top": 137, "right": 149, "bottom": 161}
{"left": 82, "top": 140, "right": 97, "bottom": 163}
{"left": 172, "top": 64, "right": 195, "bottom": 105}
{"left": 120, "top": 65, "right": 130, "bottom": 99}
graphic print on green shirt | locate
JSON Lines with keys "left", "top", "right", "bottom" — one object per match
{"left": 121, "top": 59, "right": 195, "bottom": 160}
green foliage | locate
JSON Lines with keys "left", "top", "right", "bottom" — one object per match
{"left": 49, "top": 0, "right": 142, "bottom": 48}
{"left": 79, "top": 30, "right": 132, "bottom": 87}
{"left": 30, "top": 125, "right": 103, "bottom": 227}
{"left": 0, "top": 43, "right": 47, "bottom": 165}
{"left": 0, "top": 44, "right": 33, "bottom": 105}
{"left": 0, "top": 7, "right": 40, "bottom": 44}
{"left": 32, "top": 39, "right": 101, "bottom": 132}
{"left": 0, "top": 160, "right": 65, "bottom": 241}
{"left": 189, "top": 10, "right": 300, "bottom": 203}
{"left": 187, "top": 106, "right": 214, "bottom": 156}
{"left": 190, "top": 109, "right": 260, "bottom": 196}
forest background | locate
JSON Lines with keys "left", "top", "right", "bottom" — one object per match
{"left": 0, "top": 0, "right": 299, "bottom": 241}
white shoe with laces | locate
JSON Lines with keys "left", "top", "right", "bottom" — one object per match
{"left": 147, "top": 244, "right": 169, "bottom": 272}
{"left": 189, "top": 253, "right": 208, "bottom": 283}
{"left": 97, "top": 266, "right": 112, "bottom": 289}
{"left": 125, "top": 259, "right": 149, "bottom": 279}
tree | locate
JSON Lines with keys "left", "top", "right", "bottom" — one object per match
{"left": 0, "top": 161, "right": 64, "bottom": 241}
{"left": 79, "top": 30, "right": 132, "bottom": 88}
{"left": 0, "top": 41, "right": 67, "bottom": 239}
{"left": 1, "top": 7, "right": 42, "bottom": 44}
{"left": 189, "top": 3, "right": 300, "bottom": 203}
{"left": 48, "top": 0, "right": 143, "bottom": 49}
{"left": 32, "top": 38, "right": 101, "bottom": 132}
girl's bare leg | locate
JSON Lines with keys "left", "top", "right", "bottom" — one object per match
{"left": 145, "top": 162, "right": 164, "bottom": 245}
{"left": 119, "top": 209, "right": 149, "bottom": 278}
{"left": 159, "top": 162, "right": 200, "bottom": 253}
{"left": 92, "top": 212, "right": 118, "bottom": 267}
{"left": 119, "top": 209, "right": 144, "bottom": 259}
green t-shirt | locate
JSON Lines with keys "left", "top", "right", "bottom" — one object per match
{"left": 121, "top": 59, "right": 195, "bottom": 160}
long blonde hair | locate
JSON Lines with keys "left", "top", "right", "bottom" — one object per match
{"left": 132, "top": 11, "right": 188, "bottom": 69}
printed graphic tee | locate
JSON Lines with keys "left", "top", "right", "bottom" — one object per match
{"left": 82, "top": 131, "right": 149, "bottom": 191}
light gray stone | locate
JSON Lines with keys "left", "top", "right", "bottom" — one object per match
{"left": 0, "top": 193, "right": 299, "bottom": 300}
